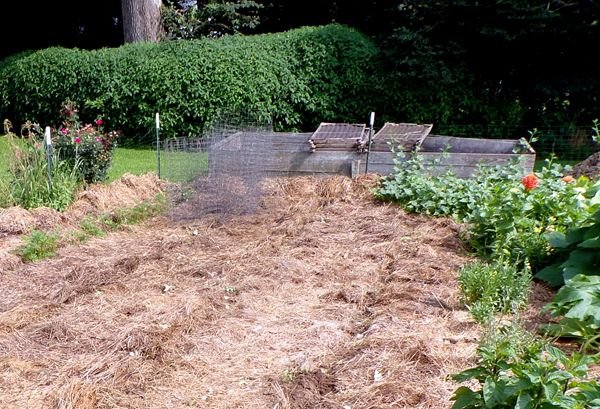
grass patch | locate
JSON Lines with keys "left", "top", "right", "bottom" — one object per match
{"left": 79, "top": 217, "right": 106, "bottom": 238}
{"left": 100, "top": 193, "right": 167, "bottom": 229}
{"left": 107, "top": 147, "right": 159, "bottom": 182}
{"left": 17, "top": 194, "right": 167, "bottom": 262}
{"left": 0, "top": 136, "right": 13, "bottom": 180}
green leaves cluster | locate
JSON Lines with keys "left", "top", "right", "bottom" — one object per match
{"left": 17, "top": 230, "right": 59, "bottom": 262}
{"left": 537, "top": 210, "right": 600, "bottom": 287}
{"left": 0, "top": 24, "right": 378, "bottom": 144}
{"left": 161, "top": 0, "right": 264, "bottom": 39}
{"left": 452, "top": 342, "right": 600, "bottom": 409}
{"left": 52, "top": 101, "right": 119, "bottom": 184}
{"left": 375, "top": 154, "right": 589, "bottom": 268}
{"left": 543, "top": 274, "right": 600, "bottom": 352}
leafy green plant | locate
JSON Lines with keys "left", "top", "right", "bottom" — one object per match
{"left": 375, "top": 152, "right": 590, "bottom": 268}
{"left": 543, "top": 274, "right": 600, "bottom": 352}
{"left": 459, "top": 261, "right": 531, "bottom": 323}
{"left": 161, "top": 0, "right": 263, "bottom": 39}
{"left": 79, "top": 217, "right": 105, "bottom": 238}
{"left": 536, "top": 208, "right": 600, "bottom": 287}
{"left": 17, "top": 230, "right": 59, "bottom": 262}
{"left": 464, "top": 159, "right": 590, "bottom": 268}
{"left": 100, "top": 194, "right": 166, "bottom": 230}
{"left": 374, "top": 149, "right": 483, "bottom": 219}
{"left": 451, "top": 324, "right": 600, "bottom": 409}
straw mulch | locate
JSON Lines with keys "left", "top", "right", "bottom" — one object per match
{"left": 0, "top": 174, "right": 499, "bottom": 408}
{"left": 0, "top": 173, "right": 165, "bottom": 272}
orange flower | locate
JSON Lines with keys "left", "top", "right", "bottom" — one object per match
{"left": 522, "top": 174, "right": 539, "bottom": 191}
{"left": 561, "top": 175, "right": 575, "bottom": 183}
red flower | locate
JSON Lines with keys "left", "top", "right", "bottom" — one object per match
{"left": 95, "top": 118, "right": 103, "bottom": 126}
{"left": 74, "top": 137, "right": 81, "bottom": 144}
{"left": 521, "top": 174, "right": 539, "bottom": 191}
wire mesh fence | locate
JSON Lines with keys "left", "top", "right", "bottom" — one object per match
{"left": 161, "top": 112, "right": 274, "bottom": 220}
{"left": 157, "top": 120, "right": 599, "bottom": 220}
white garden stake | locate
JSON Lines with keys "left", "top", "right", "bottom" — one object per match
{"left": 365, "top": 112, "right": 375, "bottom": 174}
{"left": 45, "top": 126, "right": 53, "bottom": 190}
{"left": 156, "top": 112, "right": 161, "bottom": 178}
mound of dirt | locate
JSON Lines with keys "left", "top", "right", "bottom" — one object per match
{"left": 567, "top": 151, "right": 600, "bottom": 180}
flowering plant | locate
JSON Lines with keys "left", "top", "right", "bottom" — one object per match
{"left": 521, "top": 173, "right": 539, "bottom": 191}
{"left": 53, "top": 101, "right": 119, "bottom": 183}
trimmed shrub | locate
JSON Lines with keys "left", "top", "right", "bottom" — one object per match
{"left": 0, "top": 24, "right": 379, "bottom": 144}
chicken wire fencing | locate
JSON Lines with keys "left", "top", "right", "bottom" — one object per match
{"left": 160, "top": 114, "right": 274, "bottom": 220}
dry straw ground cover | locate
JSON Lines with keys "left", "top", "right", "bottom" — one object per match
{"left": 0, "top": 174, "right": 553, "bottom": 408}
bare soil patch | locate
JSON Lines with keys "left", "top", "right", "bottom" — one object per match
{"left": 0, "top": 174, "right": 550, "bottom": 408}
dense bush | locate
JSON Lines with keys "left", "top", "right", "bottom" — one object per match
{"left": 451, "top": 324, "right": 600, "bottom": 409}
{"left": 0, "top": 24, "right": 378, "bottom": 144}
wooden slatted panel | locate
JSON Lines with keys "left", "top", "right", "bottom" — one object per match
{"left": 367, "top": 122, "right": 433, "bottom": 152}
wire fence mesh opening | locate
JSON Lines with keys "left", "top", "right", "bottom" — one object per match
{"left": 161, "top": 113, "right": 273, "bottom": 220}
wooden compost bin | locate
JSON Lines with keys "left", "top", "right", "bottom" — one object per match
{"left": 209, "top": 132, "right": 535, "bottom": 178}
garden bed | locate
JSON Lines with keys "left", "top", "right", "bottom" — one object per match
{"left": 0, "top": 174, "right": 557, "bottom": 408}
{"left": 209, "top": 132, "right": 535, "bottom": 179}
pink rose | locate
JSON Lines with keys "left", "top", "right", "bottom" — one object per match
{"left": 60, "top": 127, "right": 68, "bottom": 135}
{"left": 95, "top": 118, "right": 103, "bottom": 126}
{"left": 74, "top": 137, "right": 81, "bottom": 144}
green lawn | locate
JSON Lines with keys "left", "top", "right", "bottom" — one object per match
{"left": 1, "top": 137, "right": 159, "bottom": 183}
{"left": 107, "top": 147, "right": 158, "bottom": 182}
{"left": 2, "top": 136, "right": 208, "bottom": 184}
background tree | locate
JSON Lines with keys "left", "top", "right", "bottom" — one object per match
{"left": 161, "top": 0, "right": 263, "bottom": 39}
{"left": 121, "top": 0, "right": 163, "bottom": 42}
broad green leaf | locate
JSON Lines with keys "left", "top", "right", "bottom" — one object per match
{"left": 452, "top": 367, "right": 487, "bottom": 383}
{"left": 546, "top": 231, "right": 569, "bottom": 248}
{"left": 483, "top": 377, "right": 510, "bottom": 407}
{"left": 450, "top": 386, "right": 482, "bottom": 409}
{"left": 578, "top": 237, "right": 600, "bottom": 248}
{"left": 515, "top": 392, "right": 534, "bottom": 409}
{"left": 535, "top": 264, "right": 565, "bottom": 287}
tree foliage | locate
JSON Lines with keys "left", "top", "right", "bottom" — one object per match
{"left": 161, "top": 0, "right": 263, "bottom": 39}
{"left": 0, "top": 0, "right": 598, "bottom": 138}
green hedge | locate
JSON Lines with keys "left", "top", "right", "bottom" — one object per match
{"left": 0, "top": 25, "right": 378, "bottom": 144}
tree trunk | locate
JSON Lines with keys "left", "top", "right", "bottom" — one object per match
{"left": 121, "top": 0, "right": 162, "bottom": 43}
